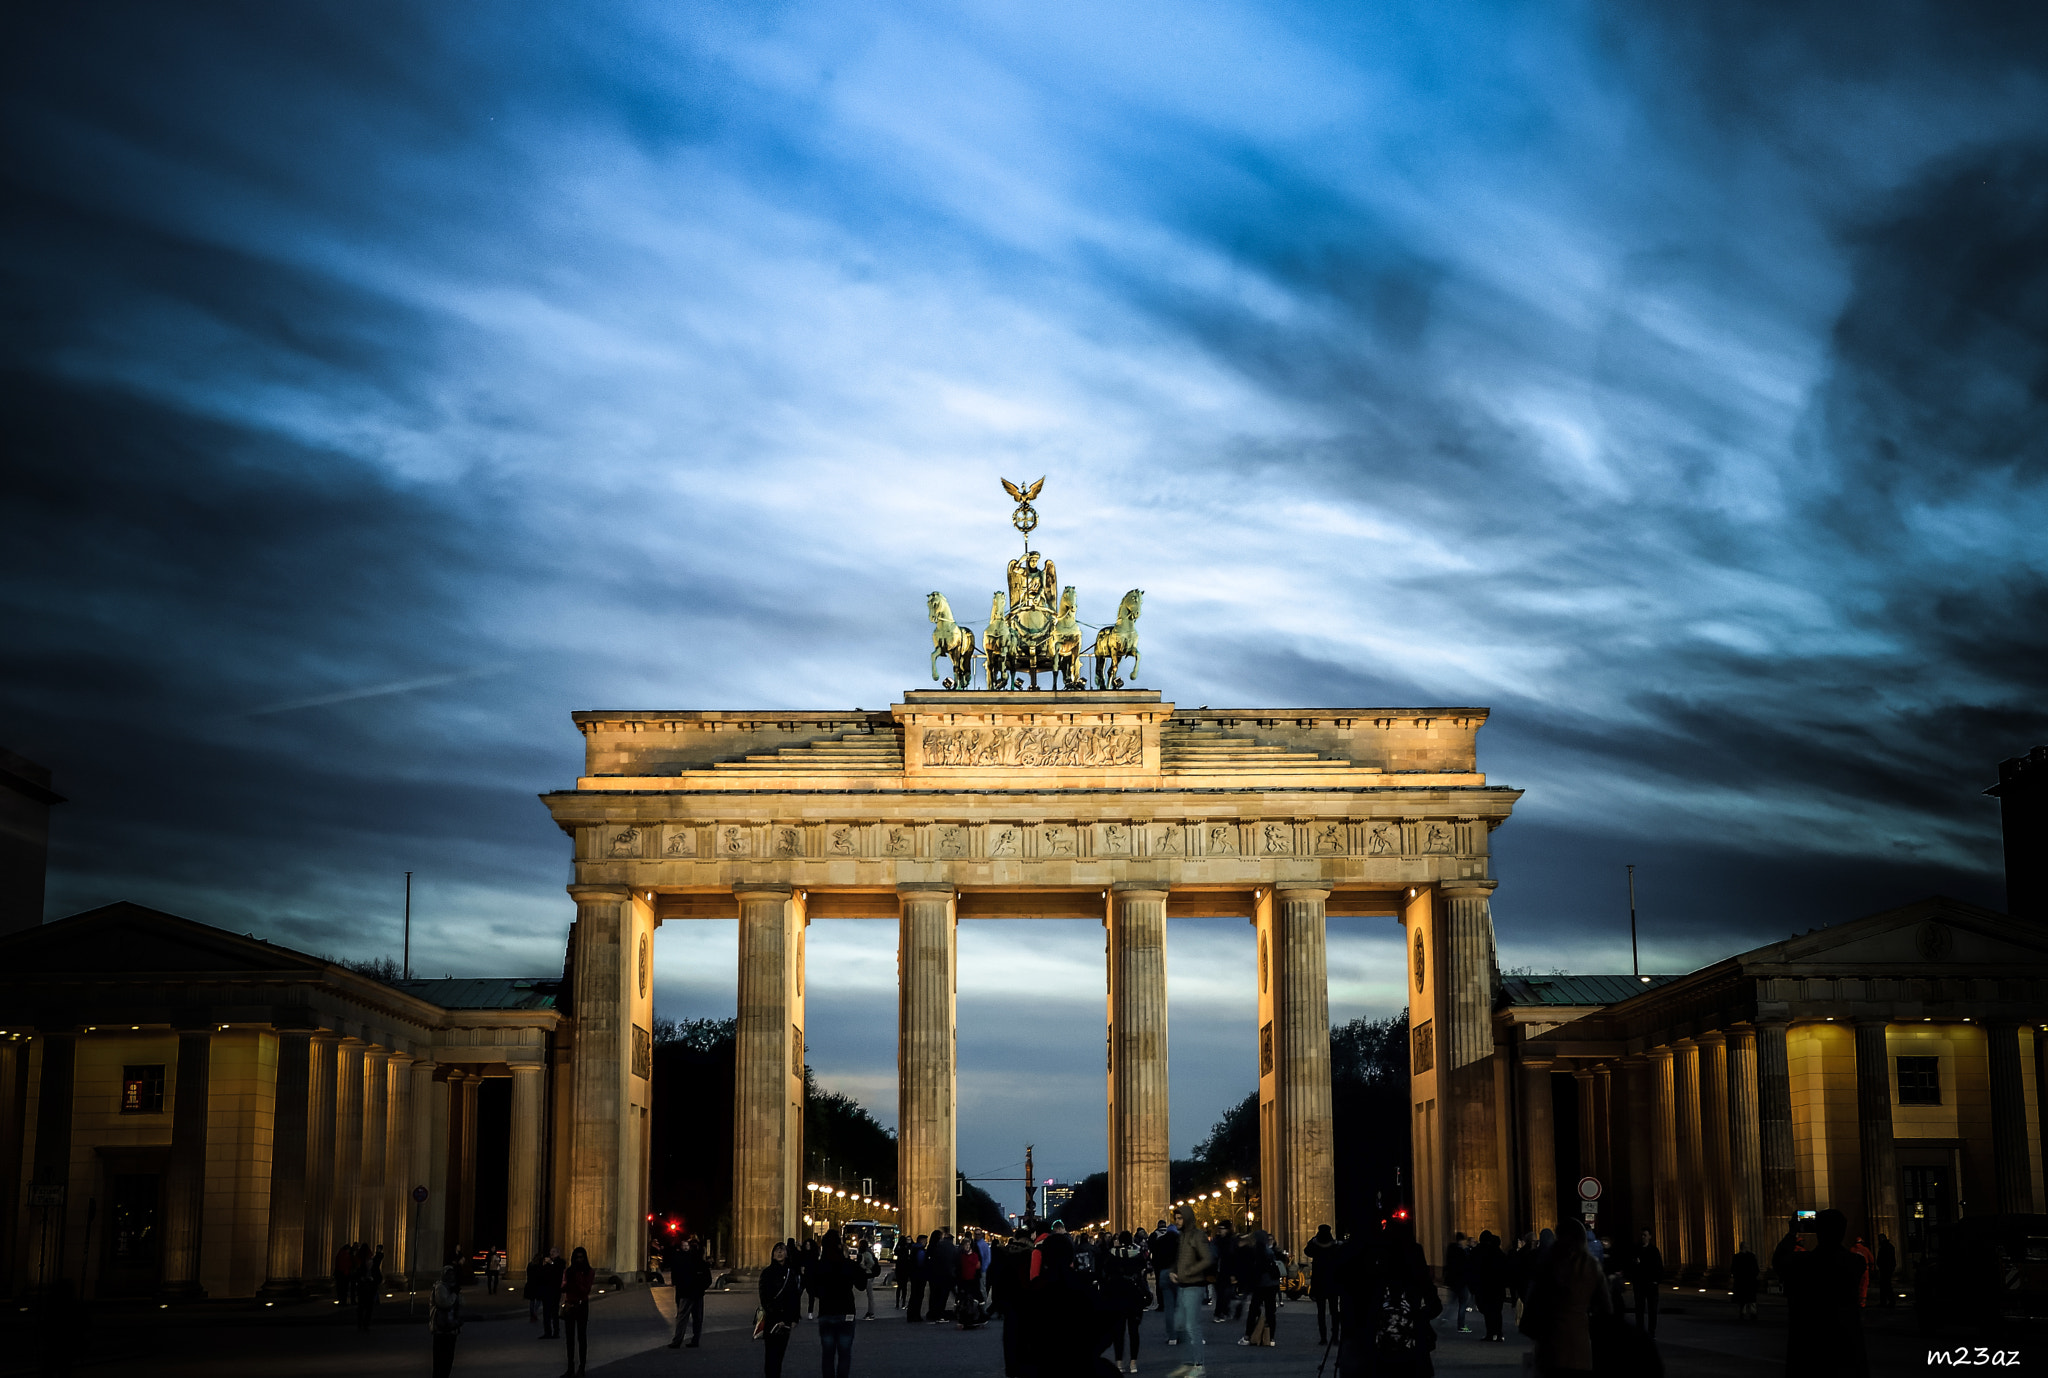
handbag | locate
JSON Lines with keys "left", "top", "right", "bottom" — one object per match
{"left": 752, "top": 1307, "right": 768, "bottom": 1340}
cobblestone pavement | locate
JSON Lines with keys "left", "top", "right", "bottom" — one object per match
{"left": 0, "top": 1279, "right": 2035, "bottom": 1376}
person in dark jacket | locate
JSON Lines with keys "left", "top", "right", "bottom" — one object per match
{"left": 760, "top": 1242, "right": 805, "bottom": 1378}
{"left": 1105, "top": 1232, "right": 1150, "bottom": 1372}
{"left": 992, "top": 1232, "right": 1035, "bottom": 1376}
{"left": 1625, "top": 1230, "right": 1663, "bottom": 1335}
{"left": 1234, "top": 1230, "right": 1282, "bottom": 1346}
{"left": 1147, "top": 1220, "right": 1179, "bottom": 1324}
{"left": 1336, "top": 1222, "right": 1439, "bottom": 1378}
{"left": 807, "top": 1231, "right": 869, "bottom": 1378}
{"left": 560, "top": 1246, "right": 596, "bottom": 1378}
{"left": 1773, "top": 1210, "right": 1868, "bottom": 1378}
{"left": 1731, "top": 1241, "right": 1760, "bottom": 1320}
{"left": 1444, "top": 1232, "right": 1472, "bottom": 1334}
{"left": 1875, "top": 1234, "right": 1897, "bottom": 1310}
{"left": 668, "top": 1238, "right": 714, "bottom": 1348}
{"left": 531, "top": 1249, "right": 565, "bottom": 1339}
{"left": 1210, "top": 1220, "right": 1240, "bottom": 1321}
{"left": 904, "top": 1235, "right": 928, "bottom": 1322}
{"left": 1470, "top": 1231, "right": 1508, "bottom": 1342}
{"left": 802, "top": 1238, "right": 822, "bottom": 1320}
{"left": 1303, "top": 1224, "right": 1340, "bottom": 1345}
{"left": 925, "top": 1230, "right": 959, "bottom": 1323}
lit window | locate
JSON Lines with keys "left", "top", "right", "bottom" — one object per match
{"left": 1896, "top": 1056, "right": 1940, "bottom": 1106}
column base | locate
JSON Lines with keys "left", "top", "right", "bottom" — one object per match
{"left": 257, "top": 1277, "right": 306, "bottom": 1300}
{"left": 157, "top": 1280, "right": 209, "bottom": 1303}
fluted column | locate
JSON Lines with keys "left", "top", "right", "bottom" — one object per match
{"left": 1107, "top": 885, "right": 1170, "bottom": 1232}
{"left": 898, "top": 883, "right": 957, "bottom": 1244}
{"left": 1592, "top": 1065, "right": 1614, "bottom": 1184}
{"left": 1572, "top": 1066, "right": 1596, "bottom": 1180}
{"left": 508, "top": 1062, "right": 546, "bottom": 1273}
{"left": 1989, "top": 1022, "right": 2033, "bottom": 1214}
{"left": 303, "top": 1033, "right": 338, "bottom": 1285}
{"left": 159, "top": 1028, "right": 212, "bottom": 1298}
{"left": 1623, "top": 1055, "right": 1655, "bottom": 1247}
{"left": 456, "top": 1074, "right": 480, "bottom": 1251}
{"left": 416, "top": 1062, "right": 449, "bottom": 1274}
{"left": 565, "top": 883, "right": 631, "bottom": 1273}
{"left": 1672, "top": 1040, "right": 1705, "bottom": 1276}
{"left": 1650, "top": 1047, "right": 1679, "bottom": 1271}
{"left": 1697, "top": 1032, "right": 1733, "bottom": 1276}
{"left": 1854, "top": 1021, "right": 1900, "bottom": 1247}
{"left": 734, "top": 883, "right": 804, "bottom": 1268}
{"left": 1440, "top": 881, "right": 1501, "bottom": 1239}
{"left": 1269, "top": 884, "right": 1335, "bottom": 1249}
{"left": 1523, "top": 1054, "right": 1558, "bottom": 1233}
{"left": 361, "top": 1048, "right": 390, "bottom": 1251}
{"left": 384, "top": 1053, "right": 414, "bottom": 1280}
{"left": 1725, "top": 1027, "right": 1766, "bottom": 1256}
{"left": 333, "top": 1037, "right": 365, "bottom": 1259}
{"left": 261, "top": 1029, "right": 314, "bottom": 1295}
{"left": 1755, "top": 1021, "right": 1797, "bottom": 1227}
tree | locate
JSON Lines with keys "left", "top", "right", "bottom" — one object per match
{"left": 338, "top": 955, "right": 403, "bottom": 983}
{"left": 804, "top": 1067, "right": 896, "bottom": 1203}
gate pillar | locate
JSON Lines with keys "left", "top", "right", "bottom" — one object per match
{"left": 898, "top": 883, "right": 958, "bottom": 1242}
{"left": 1257, "top": 884, "right": 1335, "bottom": 1251}
{"left": 1107, "top": 885, "right": 1170, "bottom": 1232}
{"left": 734, "top": 883, "right": 805, "bottom": 1270}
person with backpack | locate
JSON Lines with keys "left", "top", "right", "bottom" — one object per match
{"left": 560, "top": 1246, "right": 596, "bottom": 1377}
{"left": 667, "top": 1237, "right": 713, "bottom": 1348}
{"left": 1236, "top": 1231, "right": 1282, "bottom": 1347}
{"left": 759, "top": 1241, "right": 804, "bottom": 1378}
{"left": 1106, "top": 1231, "right": 1151, "bottom": 1373}
{"left": 428, "top": 1264, "right": 464, "bottom": 1378}
{"left": 1336, "top": 1221, "right": 1439, "bottom": 1378}
{"left": 807, "top": 1230, "right": 870, "bottom": 1378}
{"left": 1520, "top": 1218, "right": 1611, "bottom": 1377}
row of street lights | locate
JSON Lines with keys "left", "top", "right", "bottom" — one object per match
{"left": 803, "top": 1182, "right": 898, "bottom": 1233}
{"left": 1173, "top": 1178, "right": 1254, "bottom": 1226}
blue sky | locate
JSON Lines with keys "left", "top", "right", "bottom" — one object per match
{"left": 6, "top": 0, "right": 2045, "bottom": 1207}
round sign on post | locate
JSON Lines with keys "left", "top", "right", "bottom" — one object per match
{"left": 413, "top": 1185, "right": 430, "bottom": 1204}
{"left": 1576, "top": 1176, "right": 1602, "bottom": 1202}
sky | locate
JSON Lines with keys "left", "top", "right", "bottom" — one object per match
{"left": 5, "top": 0, "right": 2046, "bottom": 1208}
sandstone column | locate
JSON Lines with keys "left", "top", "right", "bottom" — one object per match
{"left": 1853, "top": 1021, "right": 1900, "bottom": 1247}
{"left": 565, "top": 883, "right": 632, "bottom": 1272}
{"left": 1107, "top": 885, "right": 1170, "bottom": 1232}
{"left": 1650, "top": 1047, "right": 1679, "bottom": 1272}
{"left": 898, "top": 883, "right": 958, "bottom": 1243}
{"left": 1989, "top": 1022, "right": 2033, "bottom": 1214}
{"left": 416, "top": 1062, "right": 450, "bottom": 1276}
{"left": 1266, "top": 884, "right": 1336, "bottom": 1248}
{"left": 1573, "top": 1066, "right": 1596, "bottom": 1184}
{"left": 361, "top": 1048, "right": 390, "bottom": 1252}
{"left": 736, "top": 883, "right": 805, "bottom": 1268}
{"left": 1672, "top": 1040, "right": 1705, "bottom": 1277}
{"left": 456, "top": 1074, "right": 481, "bottom": 1251}
{"left": 384, "top": 1053, "right": 414, "bottom": 1279}
{"left": 303, "top": 1033, "right": 337, "bottom": 1286}
{"left": 1725, "top": 1027, "right": 1767, "bottom": 1256}
{"left": 333, "top": 1037, "right": 365, "bottom": 1256}
{"left": 1697, "top": 1032, "right": 1733, "bottom": 1277}
{"left": 261, "top": 1029, "right": 313, "bottom": 1296}
{"left": 508, "top": 1061, "right": 546, "bottom": 1274}
{"left": 1755, "top": 1021, "right": 1797, "bottom": 1228}
{"left": 159, "top": 1027, "right": 212, "bottom": 1298}
{"left": 1522, "top": 1053, "right": 1558, "bottom": 1233}
{"left": 1622, "top": 1055, "right": 1656, "bottom": 1247}
{"left": 1592, "top": 1065, "right": 1614, "bottom": 1184}
{"left": 1439, "top": 881, "right": 1501, "bottom": 1240}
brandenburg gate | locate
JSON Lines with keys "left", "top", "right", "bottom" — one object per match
{"left": 540, "top": 483, "right": 1520, "bottom": 1271}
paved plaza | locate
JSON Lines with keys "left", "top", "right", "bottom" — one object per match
{"left": 0, "top": 1280, "right": 2018, "bottom": 1378}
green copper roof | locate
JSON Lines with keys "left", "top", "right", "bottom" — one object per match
{"left": 1499, "top": 973, "right": 1680, "bottom": 1007}
{"left": 392, "top": 978, "right": 560, "bottom": 1010}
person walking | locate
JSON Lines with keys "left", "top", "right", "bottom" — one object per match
{"left": 1876, "top": 1234, "right": 1897, "bottom": 1309}
{"left": 1624, "top": 1229, "right": 1663, "bottom": 1335}
{"left": 428, "top": 1264, "right": 464, "bottom": 1378}
{"left": 1167, "top": 1205, "right": 1215, "bottom": 1378}
{"left": 1208, "top": 1220, "right": 1238, "bottom": 1322}
{"left": 1335, "top": 1220, "right": 1439, "bottom": 1378}
{"left": 485, "top": 1248, "right": 504, "bottom": 1296}
{"left": 532, "top": 1248, "right": 565, "bottom": 1339}
{"left": 1303, "top": 1224, "right": 1339, "bottom": 1346}
{"left": 560, "top": 1246, "right": 596, "bottom": 1378}
{"left": 858, "top": 1231, "right": 881, "bottom": 1319}
{"left": 1108, "top": 1231, "right": 1150, "bottom": 1372}
{"left": 1443, "top": 1232, "right": 1472, "bottom": 1334}
{"left": 1851, "top": 1236, "right": 1875, "bottom": 1307}
{"left": 1774, "top": 1210, "right": 1868, "bottom": 1378}
{"left": 357, "top": 1246, "right": 384, "bottom": 1331}
{"left": 955, "top": 1234, "right": 987, "bottom": 1327}
{"left": 1471, "top": 1231, "right": 1508, "bottom": 1342}
{"left": 1522, "top": 1218, "right": 1611, "bottom": 1377}
{"left": 1148, "top": 1219, "right": 1180, "bottom": 1328}
{"left": 992, "top": 1229, "right": 1034, "bottom": 1377}
{"left": 802, "top": 1238, "right": 822, "bottom": 1321}
{"left": 1235, "top": 1230, "right": 1281, "bottom": 1347}
{"left": 760, "top": 1242, "right": 805, "bottom": 1378}
{"left": 1731, "top": 1240, "right": 1760, "bottom": 1321}
{"left": 668, "top": 1237, "right": 713, "bottom": 1348}
{"left": 893, "top": 1233, "right": 915, "bottom": 1312}
{"left": 808, "top": 1230, "right": 869, "bottom": 1378}
{"left": 335, "top": 1242, "right": 358, "bottom": 1308}
{"left": 525, "top": 1249, "right": 549, "bottom": 1322}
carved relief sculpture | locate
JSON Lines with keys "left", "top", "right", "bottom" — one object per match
{"left": 922, "top": 724, "right": 1142, "bottom": 768}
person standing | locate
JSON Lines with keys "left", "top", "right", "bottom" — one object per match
{"left": 1444, "top": 1232, "right": 1472, "bottom": 1334}
{"left": 1876, "top": 1234, "right": 1897, "bottom": 1309}
{"left": 1525, "top": 1218, "right": 1611, "bottom": 1377}
{"left": 668, "top": 1237, "right": 712, "bottom": 1348}
{"left": 1335, "top": 1220, "right": 1439, "bottom": 1378}
{"left": 1208, "top": 1220, "right": 1238, "bottom": 1322}
{"left": 560, "top": 1246, "right": 596, "bottom": 1378}
{"left": 1235, "top": 1230, "right": 1281, "bottom": 1347}
{"left": 1624, "top": 1229, "right": 1662, "bottom": 1335}
{"left": 992, "top": 1229, "right": 1034, "bottom": 1377}
{"left": 858, "top": 1231, "right": 881, "bottom": 1319}
{"left": 925, "top": 1229, "right": 959, "bottom": 1323}
{"left": 1773, "top": 1210, "right": 1868, "bottom": 1378}
{"left": 532, "top": 1248, "right": 565, "bottom": 1340}
{"left": 808, "top": 1230, "right": 869, "bottom": 1378}
{"left": 335, "top": 1242, "right": 358, "bottom": 1308}
{"left": 904, "top": 1234, "right": 928, "bottom": 1323}
{"left": 428, "top": 1264, "right": 464, "bottom": 1378}
{"left": 1851, "top": 1236, "right": 1875, "bottom": 1308}
{"left": 525, "top": 1249, "right": 548, "bottom": 1322}
{"left": 1731, "top": 1240, "right": 1760, "bottom": 1321}
{"left": 1107, "top": 1231, "right": 1150, "bottom": 1372}
{"left": 1167, "top": 1205, "right": 1215, "bottom": 1378}
{"left": 801, "top": 1238, "right": 822, "bottom": 1321}
{"left": 760, "top": 1242, "right": 804, "bottom": 1378}
{"left": 357, "top": 1246, "right": 384, "bottom": 1331}
{"left": 1149, "top": 1219, "right": 1180, "bottom": 1328}
{"left": 485, "top": 1248, "right": 503, "bottom": 1296}
{"left": 1303, "top": 1224, "right": 1339, "bottom": 1346}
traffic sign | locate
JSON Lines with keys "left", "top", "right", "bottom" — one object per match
{"left": 1576, "top": 1176, "right": 1602, "bottom": 1202}
{"left": 413, "top": 1185, "right": 429, "bottom": 1203}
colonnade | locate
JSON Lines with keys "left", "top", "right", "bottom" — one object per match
{"left": 720, "top": 881, "right": 1341, "bottom": 1269}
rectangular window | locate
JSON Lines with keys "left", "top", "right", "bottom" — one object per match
{"left": 120, "top": 1066, "right": 164, "bottom": 1114}
{"left": 1896, "top": 1055, "right": 1940, "bottom": 1105}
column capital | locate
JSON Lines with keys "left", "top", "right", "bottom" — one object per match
{"left": 1522, "top": 1052, "right": 1555, "bottom": 1072}
{"left": 1273, "top": 883, "right": 1330, "bottom": 901}
{"left": 1571, "top": 1064, "right": 1594, "bottom": 1081}
{"left": 1438, "top": 880, "right": 1498, "bottom": 900}
{"left": 1725, "top": 1024, "right": 1756, "bottom": 1048}
{"left": 1696, "top": 1029, "right": 1728, "bottom": 1048}
{"left": 1111, "top": 882, "right": 1171, "bottom": 896}
{"left": 733, "top": 882, "right": 796, "bottom": 898}
{"left": 1647, "top": 1045, "right": 1675, "bottom": 1063}
{"left": 1754, "top": 1016, "right": 1789, "bottom": 1031}
{"left": 567, "top": 883, "right": 634, "bottom": 901}
{"left": 894, "top": 882, "right": 954, "bottom": 895}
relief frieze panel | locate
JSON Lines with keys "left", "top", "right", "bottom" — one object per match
{"left": 921, "top": 724, "right": 1143, "bottom": 768}
{"left": 662, "top": 824, "right": 699, "bottom": 858}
